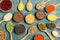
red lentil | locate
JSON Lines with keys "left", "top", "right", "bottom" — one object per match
{"left": 34, "top": 34, "right": 44, "bottom": 40}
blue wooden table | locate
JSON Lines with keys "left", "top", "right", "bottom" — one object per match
{"left": 0, "top": 0, "right": 60, "bottom": 40}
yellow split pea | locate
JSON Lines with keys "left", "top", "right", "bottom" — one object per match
{"left": 25, "top": 14, "right": 35, "bottom": 24}
{"left": 47, "top": 14, "right": 57, "bottom": 21}
{"left": 18, "top": 3, "right": 24, "bottom": 11}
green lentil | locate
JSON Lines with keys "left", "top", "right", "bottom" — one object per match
{"left": 38, "top": 23, "right": 46, "bottom": 30}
